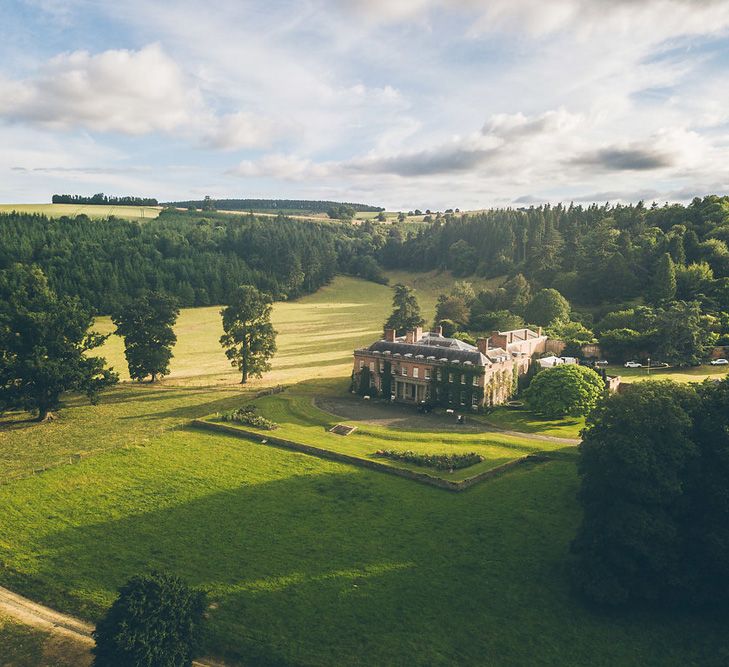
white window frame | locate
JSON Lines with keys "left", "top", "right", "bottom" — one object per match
{"left": 402, "top": 367, "right": 408, "bottom": 377}
{"left": 413, "top": 367, "right": 419, "bottom": 379}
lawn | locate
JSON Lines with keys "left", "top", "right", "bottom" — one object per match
{"left": 1, "top": 422, "right": 727, "bottom": 665}
{"left": 477, "top": 406, "right": 585, "bottom": 440}
{"left": 200, "top": 379, "right": 572, "bottom": 483}
{"left": 608, "top": 363, "right": 729, "bottom": 384}
{"left": 0, "top": 614, "right": 91, "bottom": 667}
{"left": 0, "top": 203, "right": 161, "bottom": 222}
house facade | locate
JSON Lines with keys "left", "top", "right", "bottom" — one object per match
{"left": 352, "top": 326, "right": 547, "bottom": 410}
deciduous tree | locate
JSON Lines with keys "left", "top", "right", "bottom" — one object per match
{"left": 0, "top": 264, "right": 117, "bottom": 421}
{"left": 523, "top": 364, "right": 604, "bottom": 418}
{"left": 220, "top": 285, "right": 277, "bottom": 383}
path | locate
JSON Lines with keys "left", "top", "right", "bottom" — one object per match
{"left": 314, "top": 396, "right": 581, "bottom": 445}
{"left": 0, "top": 585, "right": 228, "bottom": 667}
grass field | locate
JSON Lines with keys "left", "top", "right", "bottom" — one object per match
{"left": 608, "top": 363, "right": 729, "bottom": 384}
{"left": 478, "top": 406, "right": 586, "bottom": 440}
{"left": 2, "top": 272, "right": 729, "bottom": 665}
{"left": 201, "top": 379, "right": 573, "bottom": 483}
{"left": 0, "top": 203, "right": 161, "bottom": 222}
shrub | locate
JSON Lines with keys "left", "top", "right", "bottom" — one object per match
{"left": 92, "top": 571, "right": 207, "bottom": 667}
{"left": 373, "top": 449, "right": 483, "bottom": 470}
{"left": 219, "top": 405, "right": 278, "bottom": 430}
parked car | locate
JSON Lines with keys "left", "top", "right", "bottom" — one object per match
{"left": 624, "top": 361, "right": 643, "bottom": 368}
{"left": 593, "top": 360, "right": 609, "bottom": 366}
{"left": 710, "top": 358, "right": 728, "bottom": 366}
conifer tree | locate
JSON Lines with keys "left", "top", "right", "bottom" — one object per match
{"left": 650, "top": 252, "right": 677, "bottom": 304}
{"left": 384, "top": 284, "right": 425, "bottom": 335}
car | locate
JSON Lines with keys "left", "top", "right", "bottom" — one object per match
{"left": 624, "top": 361, "right": 643, "bottom": 368}
{"left": 592, "top": 360, "right": 609, "bottom": 366}
{"left": 710, "top": 358, "right": 728, "bottom": 366}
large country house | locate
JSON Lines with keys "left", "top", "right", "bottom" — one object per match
{"left": 353, "top": 326, "right": 547, "bottom": 410}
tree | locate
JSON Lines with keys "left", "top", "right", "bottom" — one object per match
{"left": 0, "top": 264, "right": 117, "bottom": 421}
{"left": 434, "top": 294, "right": 470, "bottom": 328}
{"left": 524, "top": 288, "right": 570, "bottom": 327}
{"left": 112, "top": 291, "right": 180, "bottom": 382}
{"left": 572, "top": 382, "right": 700, "bottom": 606}
{"left": 649, "top": 252, "right": 677, "bottom": 304}
{"left": 653, "top": 301, "right": 717, "bottom": 366}
{"left": 220, "top": 285, "right": 277, "bottom": 383}
{"left": 502, "top": 273, "right": 531, "bottom": 313}
{"left": 201, "top": 195, "right": 216, "bottom": 211}
{"left": 523, "top": 364, "right": 604, "bottom": 418}
{"left": 384, "top": 284, "right": 424, "bottom": 335}
{"left": 597, "top": 328, "right": 647, "bottom": 362}
{"left": 447, "top": 240, "right": 478, "bottom": 276}
{"left": 93, "top": 571, "right": 207, "bottom": 667}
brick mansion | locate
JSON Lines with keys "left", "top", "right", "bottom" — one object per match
{"left": 353, "top": 326, "right": 548, "bottom": 410}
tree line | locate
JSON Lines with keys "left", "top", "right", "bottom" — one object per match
{"left": 52, "top": 193, "right": 159, "bottom": 206}
{"left": 0, "top": 208, "right": 388, "bottom": 314}
{"left": 164, "top": 198, "right": 384, "bottom": 213}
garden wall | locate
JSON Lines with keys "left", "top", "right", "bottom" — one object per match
{"left": 191, "top": 419, "right": 550, "bottom": 492}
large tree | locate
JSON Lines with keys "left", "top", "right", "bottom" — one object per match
{"left": 572, "top": 381, "right": 700, "bottom": 606}
{"left": 649, "top": 252, "right": 677, "bottom": 304}
{"left": 384, "top": 284, "right": 424, "bottom": 335}
{"left": 523, "top": 364, "right": 604, "bottom": 418}
{"left": 93, "top": 571, "right": 207, "bottom": 667}
{"left": 220, "top": 285, "right": 277, "bottom": 383}
{"left": 652, "top": 300, "right": 717, "bottom": 366}
{"left": 0, "top": 264, "right": 117, "bottom": 421}
{"left": 524, "top": 288, "right": 570, "bottom": 327}
{"left": 112, "top": 291, "right": 180, "bottom": 382}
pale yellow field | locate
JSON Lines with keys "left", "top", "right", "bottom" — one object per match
{"left": 0, "top": 203, "right": 161, "bottom": 222}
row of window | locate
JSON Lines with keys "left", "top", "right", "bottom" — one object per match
{"left": 358, "top": 359, "right": 479, "bottom": 386}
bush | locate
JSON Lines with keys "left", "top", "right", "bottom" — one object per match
{"left": 374, "top": 449, "right": 483, "bottom": 470}
{"left": 219, "top": 405, "right": 278, "bottom": 430}
{"left": 523, "top": 365, "right": 604, "bottom": 418}
{"left": 93, "top": 571, "right": 207, "bottom": 667}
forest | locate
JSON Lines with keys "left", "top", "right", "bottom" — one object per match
{"left": 51, "top": 193, "right": 159, "bottom": 206}
{"left": 0, "top": 209, "right": 388, "bottom": 314}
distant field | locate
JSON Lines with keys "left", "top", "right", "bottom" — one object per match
{"left": 94, "top": 271, "right": 491, "bottom": 384}
{"left": 607, "top": 363, "right": 728, "bottom": 384}
{"left": 0, "top": 203, "right": 161, "bottom": 222}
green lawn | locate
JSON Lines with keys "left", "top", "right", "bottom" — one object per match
{"left": 201, "top": 380, "right": 572, "bottom": 483}
{"left": 1, "top": 424, "right": 727, "bottom": 665}
{"left": 478, "top": 406, "right": 585, "bottom": 440}
{"left": 608, "top": 363, "right": 729, "bottom": 384}
{"left": 0, "top": 203, "right": 161, "bottom": 222}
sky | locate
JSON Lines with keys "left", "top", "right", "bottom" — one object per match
{"left": 2, "top": 0, "right": 729, "bottom": 210}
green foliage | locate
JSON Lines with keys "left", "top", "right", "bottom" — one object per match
{"left": 373, "top": 449, "right": 484, "bottom": 470}
{"left": 92, "top": 571, "right": 207, "bottom": 667}
{"left": 112, "top": 291, "right": 180, "bottom": 382}
{"left": 384, "top": 284, "right": 425, "bottom": 335}
{"left": 649, "top": 253, "right": 677, "bottom": 304}
{"left": 523, "top": 365, "right": 604, "bottom": 418}
{"left": 52, "top": 193, "right": 158, "bottom": 206}
{"left": 220, "top": 285, "right": 277, "bottom": 383}
{"left": 470, "top": 309, "right": 525, "bottom": 333}
{"left": 572, "top": 380, "right": 729, "bottom": 607}
{"left": 653, "top": 301, "right": 718, "bottom": 365}
{"left": 524, "top": 288, "right": 570, "bottom": 327}
{"left": 219, "top": 405, "right": 278, "bottom": 430}
{"left": 434, "top": 294, "right": 470, "bottom": 328}
{"left": 327, "top": 205, "right": 356, "bottom": 220}
{"left": 164, "top": 198, "right": 383, "bottom": 213}
{"left": 0, "top": 264, "right": 118, "bottom": 420}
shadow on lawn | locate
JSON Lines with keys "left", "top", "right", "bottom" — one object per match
{"left": 19, "top": 462, "right": 573, "bottom": 666}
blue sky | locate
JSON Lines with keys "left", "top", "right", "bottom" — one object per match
{"left": 2, "top": 0, "right": 729, "bottom": 209}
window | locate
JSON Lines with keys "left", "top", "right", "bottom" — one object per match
{"left": 359, "top": 360, "right": 364, "bottom": 370}
{"left": 369, "top": 361, "right": 375, "bottom": 373}
{"left": 391, "top": 365, "right": 396, "bottom": 375}
{"left": 436, "top": 369, "right": 442, "bottom": 381}
{"left": 402, "top": 367, "right": 408, "bottom": 377}
{"left": 472, "top": 394, "right": 479, "bottom": 406}
{"left": 449, "top": 373, "right": 454, "bottom": 383}
{"left": 461, "top": 375, "right": 466, "bottom": 385}
{"left": 413, "top": 367, "right": 419, "bottom": 379}
{"left": 473, "top": 376, "right": 479, "bottom": 386}
{"left": 425, "top": 368, "right": 431, "bottom": 380}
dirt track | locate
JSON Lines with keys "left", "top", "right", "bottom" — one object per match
{"left": 0, "top": 585, "right": 227, "bottom": 666}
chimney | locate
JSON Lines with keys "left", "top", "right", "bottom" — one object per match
{"left": 384, "top": 328, "right": 396, "bottom": 342}
{"left": 434, "top": 325, "right": 443, "bottom": 336}
{"left": 405, "top": 329, "right": 415, "bottom": 343}
{"left": 537, "top": 326, "right": 543, "bottom": 337}
{"left": 413, "top": 326, "right": 422, "bottom": 342}
{"left": 477, "top": 337, "right": 490, "bottom": 355}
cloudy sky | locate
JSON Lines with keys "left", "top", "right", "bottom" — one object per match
{"left": 2, "top": 0, "right": 729, "bottom": 209}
